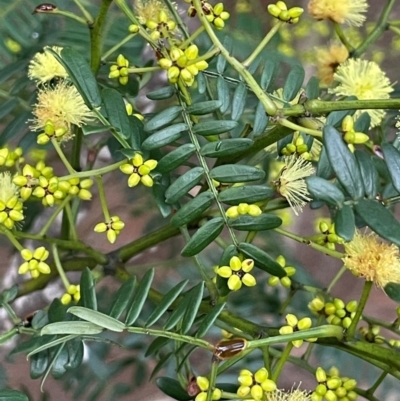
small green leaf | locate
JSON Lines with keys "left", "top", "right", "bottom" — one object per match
{"left": 239, "top": 243, "right": 285, "bottom": 277}
{"left": 217, "top": 37, "right": 232, "bottom": 73}
{"left": 79, "top": 267, "right": 97, "bottom": 310}
{"left": 317, "top": 146, "right": 334, "bottom": 179}
{"left": 102, "top": 88, "right": 132, "bottom": 139}
{"left": 2, "top": 285, "right": 18, "bottom": 303}
{"left": 157, "top": 144, "right": 196, "bottom": 173}
{"left": 385, "top": 283, "right": 400, "bottom": 302}
{"left": 27, "top": 335, "right": 78, "bottom": 358}
{"left": 196, "top": 303, "right": 226, "bottom": 338}
{"left": 41, "top": 322, "right": 103, "bottom": 336}
{"left": 163, "top": 290, "right": 193, "bottom": 330}
{"left": 210, "top": 165, "right": 265, "bottom": 183}
{"left": 193, "top": 120, "right": 238, "bottom": 136}
{"left": 197, "top": 72, "right": 207, "bottom": 94}
{"left": 305, "top": 76, "right": 319, "bottom": 100}
{"left": 283, "top": 65, "right": 305, "bottom": 102}
{"left": 142, "top": 123, "right": 187, "bottom": 150}
{"left": 55, "top": 48, "right": 101, "bottom": 108}
{"left": 145, "top": 337, "right": 171, "bottom": 357}
{"left": 382, "top": 143, "right": 400, "bottom": 193}
{"left": 153, "top": 182, "right": 173, "bottom": 218}
{"left": 144, "top": 106, "right": 182, "bottom": 132}
{"left": 229, "top": 214, "right": 282, "bottom": 231}
{"left": 354, "top": 112, "right": 371, "bottom": 132}
{"left": 146, "top": 86, "right": 176, "bottom": 100}
{"left": 186, "top": 100, "right": 222, "bottom": 115}
{"left": 109, "top": 277, "right": 136, "bottom": 319}
{"left": 125, "top": 268, "right": 155, "bottom": 326}
{"left": 51, "top": 345, "right": 69, "bottom": 379}
{"left": 306, "top": 176, "right": 345, "bottom": 207}
{"left": 30, "top": 350, "right": 49, "bottom": 379}
{"left": 67, "top": 306, "right": 125, "bottom": 332}
{"left": 145, "top": 280, "right": 188, "bottom": 327}
{"left": 156, "top": 377, "right": 192, "bottom": 401}
{"left": 82, "top": 124, "right": 110, "bottom": 136}
{"left": 217, "top": 76, "right": 230, "bottom": 113}
{"left": 201, "top": 138, "right": 253, "bottom": 158}
{"left": 231, "top": 83, "right": 247, "bottom": 121}
{"left": 65, "top": 338, "right": 84, "bottom": 370}
{"left": 355, "top": 199, "right": 400, "bottom": 247}
{"left": 181, "top": 218, "right": 224, "bottom": 257}
{"left": 218, "top": 185, "right": 274, "bottom": 205}
{"left": 0, "top": 390, "right": 29, "bottom": 401}
{"left": 326, "top": 101, "right": 355, "bottom": 127}
{"left": 334, "top": 205, "right": 355, "bottom": 242}
{"left": 171, "top": 192, "right": 214, "bottom": 227}
{"left": 48, "top": 298, "right": 66, "bottom": 323}
{"left": 261, "top": 59, "right": 277, "bottom": 91}
{"left": 181, "top": 282, "right": 204, "bottom": 334}
{"left": 323, "top": 125, "right": 363, "bottom": 200}
{"left": 355, "top": 150, "right": 378, "bottom": 199}
{"left": 165, "top": 167, "right": 204, "bottom": 204}
{"left": 253, "top": 101, "right": 269, "bottom": 137}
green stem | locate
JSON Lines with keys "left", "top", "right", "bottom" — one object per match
{"left": 52, "top": 244, "right": 71, "bottom": 290}
{"left": 0, "top": 226, "right": 23, "bottom": 251}
{"left": 0, "top": 328, "right": 19, "bottom": 345}
{"left": 64, "top": 201, "right": 78, "bottom": 241}
{"left": 353, "top": 0, "right": 396, "bottom": 57}
{"left": 326, "top": 264, "right": 347, "bottom": 293}
{"left": 192, "top": 0, "right": 277, "bottom": 116}
{"left": 73, "top": 0, "right": 94, "bottom": 23}
{"left": 363, "top": 315, "right": 400, "bottom": 336}
{"left": 49, "top": 9, "right": 87, "bottom": 25}
{"left": 274, "top": 228, "right": 345, "bottom": 259}
{"left": 90, "top": 0, "right": 114, "bottom": 74}
{"left": 367, "top": 371, "right": 387, "bottom": 396}
{"left": 102, "top": 34, "right": 137, "bottom": 61}
{"left": 346, "top": 280, "right": 373, "bottom": 340}
{"left": 243, "top": 21, "right": 284, "bottom": 67}
{"left": 180, "top": 26, "right": 205, "bottom": 48}
{"left": 206, "top": 361, "right": 219, "bottom": 401}
{"left": 38, "top": 195, "right": 72, "bottom": 236}
{"left": 51, "top": 139, "right": 75, "bottom": 174}
{"left": 278, "top": 118, "right": 322, "bottom": 138}
{"left": 127, "top": 66, "right": 161, "bottom": 74}
{"left": 271, "top": 342, "right": 293, "bottom": 382}
{"left": 389, "top": 24, "right": 400, "bottom": 36}
{"left": 333, "top": 23, "right": 353, "bottom": 52}
{"left": 96, "top": 176, "right": 111, "bottom": 221}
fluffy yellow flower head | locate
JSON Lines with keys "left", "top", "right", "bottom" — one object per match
{"left": 266, "top": 388, "right": 311, "bottom": 401}
{"left": 0, "top": 172, "right": 19, "bottom": 203}
{"left": 343, "top": 230, "right": 400, "bottom": 289}
{"left": 329, "top": 58, "right": 393, "bottom": 127}
{"left": 315, "top": 43, "right": 349, "bottom": 85}
{"left": 308, "top": 0, "right": 368, "bottom": 27}
{"left": 30, "top": 80, "right": 96, "bottom": 136}
{"left": 28, "top": 46, "right": 68, "bottom": 84}
{"left": 134, "top": 0, "right": 173, "bottom": 24}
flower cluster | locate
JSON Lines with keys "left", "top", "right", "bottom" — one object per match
{"left": 313, "top": 221, "right": 344, "bottom": 251}
{"left": 308, "top": 296, "right": 358, "bottom": 329}
{"left": 195, "top": 376, "right": 221, "bottom": 401}
{"left": 273, "top": 156, "right": 315, "bottom": 216}
{"left": 108, "top": 54, "right": 130, "bottom": 86}
{"left": 359, "top": 325, "right": 385, "bottom": 344}
{"left": 158, "top": 45, "right": 208, "bottom": 86}
{"left": 0, "top": 172, "right": 24, "bottom": 229}
{"left": 279, "top": 314, "right": 316, "bottom": 347}
{"left": 120, "top": 153, "right": 158, "bottom": 188}
{"left": 61, "top": 284, "right": 81, "bottom": 305}
{"left": 216, "top": 256, "right": 256, "bottom": 291}
{"left": 0, "top": 147, "right": 24, "bottom": 168}
{"left": 268, "top": 255, "right": 296, "bottom": 288}
{"left": 280, "top": 135, "right": 311, "bottom": 160}
{"left": 94, "top": 215, "right": 125, "bottom": 244}
{"left": 237, "top": 368, "right": 277, "bottom": 399}
{"left": 341, "top": 115, "right": 369, "bottom": 152}
{"left": 267, "top": 1, "right": 304, "bottom": 24}
{"left": 18, "top": 247, "right": 51, "bottom": 278}
{"left": 312, "top": 367, "right": 357, "bottom": 401}
{"left": 143, "top": 9, "right": 177, "bottom": 40}
{"left": 342, "top": 229, "right": 400, "bottom": 289}
{"left": 226, "top": 202, "right": 262, "bottom": 218}
{"left": 185, "top": 1, "right": 230, "bottom": 30}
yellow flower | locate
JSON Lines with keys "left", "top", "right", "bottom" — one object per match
{"left": 217, "top": 256, "right": 256, "bottom": 291}
{"left": 30, "top": 80, "right": 96, "bottom": 138}
{"left": 119, "top": 153, "right": 158, "bottom": 187}
{"left": 0, "top": 172, "right": 24, "bottom": 229}
{"left": 274, "top": 156, "right": 314, "bottom": 216}
{"left": 195, "top": 377, "right": 221, "bottom": 401}
{"left": 61, "top": 284, "right": 81, "bottom": 305}
{"left": 329, "top": 59, "right": 393, "bottom": 128}
{"left": 308, "top": 0, "right": 368, "bottom": 27}
{"left": 28, "top": 46, "right": 68, "bottom": 84}
{"left": 267, "top": 388, "right": 311, "bottom": 401}
{"left": 315, "top": 43, "right": 349, "bottom": 85}
{"left": 18, "top": 247, "right": 51, "bottom": 278}
{"left": 343, "top": 230, "right": 400, "bottom": 289}
{"left": 94, "top": 215, "right": 125, "bottom": 244}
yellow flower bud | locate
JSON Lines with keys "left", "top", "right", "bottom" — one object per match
{"left": 196, "top": 376, "right": 209, "bottom": 392}
{"left": 311, "top": 392, "right": 323, "bottom": 401}
{"left": 170, "top": 47, "right": 183, "bottom": 61}
{"left": 213, "top": 3, "right": 224, "bottom": 15}
{"left": 279, "top": 10, "right": 290, "bottom": 21}
{"left": 316, "top": 367, "right": 327, "bottom": 383}
{"left": 248, "top": 204, "right": 262, "bottom": 216}
{"left": 297, "top": 317, "right": 312, "bottom": 330}
{"left": 128, "top": 173, "right": 141, "bottom": 187}
{"left": 343, "top": 132, "right": 356, "bottom": 144}
{"left": 180, "top": 68, "right": 193, "bottom": 83}
{"left": 129, "top": 24, "right": 139, "bottom": 33}
{"left": 261, "top": 379, "right": 276, "bottom": 392}
{"left": 325, "top": 389, "right": 337, "bottom": 401}
{"left": 286, "top": 313, "right": 298, "bottom": 327}
{"left": 342, "top": 115, "right": 354, "bottom": 132}
{"left": 279, "top": 325, "right": 293, "bottom": 335}
{"left": 268, "top": 4, "right": 281, "bottom": 17}
{"left": 238, "top": 374, "right": 253, "bottom": 386}
{"left": 9, "top": 210, "right": 24, "bottom": 222}
{"left": 228, "top": 275, "right": 242, "bottom": 291}
{"left": 37, "top": 133, "right": 50, "bottom": 145}
{"left": 268, "top": 276, "right": 280, "bottom": 286}
{"left": 158, "top": 58, "right": 173, "bottom": 69}
{"left": 141, "top": 175, "right": 154, "bottom": 187}
{"left": 185, "top": 44, "right": 199, "bottom": 60}
{"left": 195, "top": 60, "right": 208, "bottom": 70}
{"left": 109, "top": 69, "right": 120, "bottom": 79}
{"left": 230, "top": 256, "right": 242, "bottom": 271}
{"left": 145, "top": 19, "right": 158, "bottom": 30}
{"left": 353, "top": 132, "right": 369, "bottom": 144}
{"left": 167, "top": 66, "right": 180, "bottom": 82}
{"left": 217, "top": 266, "right": 232, "bottom": 278}
{"left": 94, "top": 222, "right": 107, "bottom": 233}
{"left": 346, "top": 300, "right": 357, "bottom": 312}
{"left": 250, "top": 384, "right": 263, "bottom": 400}
{"left": 226, "top": 206, "right": 239, "bottom": 218}
{"left": 276, "top": 255, "right": 286, "bottom": 267}
{"left": 61, "top": 293, "right": 72, "bottom": 305}
{"left": 213, "top": 17, "right": 225, "bottom": 29}
{"left": 111, "top": 220, "right": 125, "bottom": 231}
{"left": 237, "top": 385, "right": 250, "bottom": 397}
{"left": 288, "top": 6, "right": 304, "bottom": 18}
{"left": 33, "top": 246, "right": 48, "bottom": 260}
{"left": 158, "top": 10, "right": 168, "bottom": 23}
{"left": 212, "top": 388, "right": 221, "bottom": 400}
{"left": 119, "top": 76, "right": 129, "bottom": 85}
{"left": 276, "top": 1, "right": 287, "bottom": 11}
{"left": 79, "top": 189, "right": 92, "bottom": 200}
{"left": 177, "top": 55, "right": 188, "bottom": 68}
{"left": 220, "top": 11, "right": 230, "bottom": 20}
{"left": 280, "top": 276, "right": 291, "bottom": 288}
{"left": 237, "top": 203, "right": 250, "bottom": 215}
{"left": 37, "top": 262, "right": 51, "bottom": 274}
{"left": 242, "top": 273, "right": 256, "bottom": 287}
{"left": 343, "top": 379, "right": 357, "bottom": 391}
{"left": 107, "top": 229, "right": 117, "bottom": 244}
{"left": 144, "top": 159, "right": 158, "bottom": 170}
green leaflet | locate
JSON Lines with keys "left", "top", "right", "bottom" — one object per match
{"left": 186, "top": 100, "right": 222, "bottom": 115}
{"left": 231, "top": 83, "right": 247, "bottom": 121}
{"left": 165, "top": 167, "right": 204, "bottom": 204}
{"left": 305, "top": 76, "right": 319, "bottom": 100}
{"left": 229, "top": 214, "right": 282, "bottom": 231}
{"left": 261, "top": 59, "right": 278, "bottom": 91}
{"left": 355, "top": 198, "right": 400, "bottom": 246}
{"left": 253, "top": 100, "right": 269, "bottom": 137}
{"left": 41, "top": 322, "right": 104, "bottom": 336}
{"left": 217, "top": 76, "right": 230, "bottom": 113}
{"left": 323, "top": 125, "right": 363, "bottom": 200}
{"left": 109, "top": 277, "right": 136, "bottom": 319}
{"left": 385, "top": 283, "right": 400, "bottom": 303}
{"left": 181, "top": 218, "right": 224, "bottom": 257}
{"left": 146, "top": 86, "right": 176, "bottom": 100}
{"left": 0, "top": 390, "right": 29, "bottom": 401}
{"left": 238, "top": 242, "right": 285, "bottom": 277}
{"left": 354, "top": 150, "right": 378, "bottom": 199}
{"left": 171, "top": 192, "right": 214, "bottom": 227}
{"left": 156, "top": 377, "right": 192, "bottom": 401}
{"left": 192, "top": 120, "right": 238, "bottom": 136}
{"left": 142, "top": 123, "right": 188, "bottom": 150}
{"left": 283, "top": 64, "right": 304, "bottom": 102}
{"left": 79, "top": 267, "right": 97, "bottom": 311}
{"left": 102, "top": 88, "right": 131, "bottom": 139}
{"left": 334, "top": 205, "right": 355, "bottom": 242}
{"left": 200, "top": 138, "right": 253, "bottom": 158}
{"left": 306, "top": 176, "right": 345, "bottom": 207}
{"left": 180, "top": 282, "right": 204, "bottom": 334}
{"left": 218, "top": 185, "right": 274, "bottom": 205}
{"left": 196, "top": 302, "right": 226, "bottom": 338}
{"left": 210, "top": 165, "right": 265, "bottom": 183}
{"left": 144, "top": 106, "right": 182, "bottom": 132}
{"left": 157, "top": 144, "right": 196, "bottom": 173}
{"left": 381, "top": 143, "right": 400, "bottom": 193}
